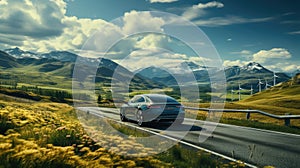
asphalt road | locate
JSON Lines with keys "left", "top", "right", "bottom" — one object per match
{"left": 77, "top": 107, "right": 300, "bottom": 168}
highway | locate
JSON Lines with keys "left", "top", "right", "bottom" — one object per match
{"left": 77, "top": 107, "right": 300, "bottom": 168}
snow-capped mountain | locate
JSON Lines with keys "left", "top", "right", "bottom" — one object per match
{"left": 241, "top": 62, "right": 272, "bottom": 73}
{"left": 41, "top": 51, "right": 78, "bottom": 62}
{"left": 3, "top": 48, "right": 99, "bottom": 64}
{"left": 4, "top": 47, "right": 39, "bottom": 59}
{"left": 224, "top": 62, "right": 273, "bottom": 79}
{"left": 224, "top": 62, "right": 290, "bottom": 91}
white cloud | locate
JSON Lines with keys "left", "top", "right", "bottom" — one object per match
{"left": 281, "top": 64, "right": 300, "bottom": 72}
{"left": 22, "top": 16, "right": 122, "bottom": 53}
{"left": 189, "top": 56, "right": 213, "bottom": 64}
{"left": 231, "top": 50, "right": 252, "bottom": 55}
{"left": 0, "top": 2, "right": 169, "bottom": 53}
{"left": 129, "top": 48, "right": 187, "bottom": 60}
{"left": 118, "top": 49, "right": 187, "bottom": 72}
{"left": 0, "top": 0, "right": 67, "bottom": 39}
{"left": 122, "top": 10, "right": 164, "bottom": 35}
{"left": 223, "top": 60, "right": 247, "bottom": 67}
{"left": 149, "top": 0, "right": 178, "bottom": 3}
{"left": 182, "top": 1, "right": 224, "bottom": 20}
{"left": 0, "top": 0, "right": 8, "bottom": 5}
{"left": 0, "top": 1, "right": 158, "bottom": 53}
{"left": 224, "top": 48, "right": 298, "bottom": 73}
{"left": 223, "top": 59, "right": 299, "bottom": 73}
{"left": 193, "top": 1, "right": 224, "bottom": 9}
{"left": 252, "top": 48, "right": 291, "bottom": 63}
{"left": 288, "top": 31, "right": 300, "bottom": 35}
{"left": 194, "top": 16, "right": 274, "bottom": 27}
{"left": 135, "top": 34, "right": 171, "bottom": 49}
{"left": 264, "top": 63, "right": 300, "bottom": 73}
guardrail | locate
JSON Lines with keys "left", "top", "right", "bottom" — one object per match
{"left": 185, "top": 107, "right": 300, "bottom": 126}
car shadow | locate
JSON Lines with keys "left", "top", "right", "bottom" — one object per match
{"left": 146, "top": 122, "right": 203, "bottom": 132}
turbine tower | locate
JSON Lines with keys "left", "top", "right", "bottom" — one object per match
{"left": 258, "top": 79, "right": 263, "bottom": 92}
{"left": 238, "top": 83, "right": 244, "bottom": 101}
{"left": 273, "top": 72, "right": 279, "bottom": 86}
{"left": 231, "top": 88, "right": 234, "bottom": 101}
{"left": 250, "top": 85, "right": 253, "bottom": 95}
{"left": 265, "top": 79, "right": 272, "bottom": 90}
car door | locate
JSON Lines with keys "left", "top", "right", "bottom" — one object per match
{"left": 125, "top": 96, "right": 139, "bottom": 120}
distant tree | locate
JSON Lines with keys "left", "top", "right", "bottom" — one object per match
{"left": 97, "top": 94, "right": 102, "bottom": 103}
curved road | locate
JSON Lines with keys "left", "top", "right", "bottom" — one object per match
{"left": 77, "top": 107, "right": 300, "bottom": 168}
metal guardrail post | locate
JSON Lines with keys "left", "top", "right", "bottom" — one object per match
{"left": 284, "top": 113, "right": 291, "bottom": 126}
{"left": 284, "top": 118, "right": 290, "bottom": 126}
{"left": 246, "top": 112, "right": 251, "bottom": 120}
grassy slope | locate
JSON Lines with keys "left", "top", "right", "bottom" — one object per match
{"left": 0, "top": 95, "right": 246, "bottom": 168}
{"left": 190, "top": 74, "right": 300, "bottom": 132}
{"left": 0, "top": 97, "right": 171, "bottom": 168}
{"left": 238, "top": 74, "right": 300, "bottom": 115}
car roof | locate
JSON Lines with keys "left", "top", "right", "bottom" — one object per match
{"left": 142, "top": 94, "right": 179, "bottom": 103}
{"left": 142, "top": 94, "right": 171, "bottom": 98}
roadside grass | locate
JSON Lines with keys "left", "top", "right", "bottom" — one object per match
{"left": 209, "top": 91, "right": 251, "bottom": 101}
{"left": 0, "top": 98, "right": 171, "bottom": 167}
{"left": 97, "top": 116, "right": 247, "bottom": 168}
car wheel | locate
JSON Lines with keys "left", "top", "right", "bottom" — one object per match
{"left": 136, "top": 110, "right": 144, "bottom": 127}
{"left": 120, "top": 109, "right": 127, "bottom": 122}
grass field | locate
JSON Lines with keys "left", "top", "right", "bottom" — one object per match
{"left": 0, "top": 94, "right": 249, "bottom": 168}
{"left": 0, "top": 97, "right": 171, "bottom": 167}
{"left": 184, "top": 75, "right": 300, "bottom": 134}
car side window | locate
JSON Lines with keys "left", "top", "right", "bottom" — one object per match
{"left": 136, "top": 97, "right": 145, "bottom": 103}
{"left": 130, "top": 96, "right": 145, "bottom": 103}
{"left": 130, "top": 96, "right": 139, "bottom": 103}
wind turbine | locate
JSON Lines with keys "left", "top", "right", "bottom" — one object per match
{"left": 265, "top": 79, "right": 272, "bottom": 90}
{"left": 258, "top": 79, "right": 263, "bottom": 92}
{"left": 250, "top": 85, "right": 253, "bottom": 95}
{"left": 231, "top": 88, "right": 235, "bottom": 101}
{"left": 238, "top": 83, "right": 244, "bottom": 101}
{"left": 273, "top": 72, "right": 279, "bottom": 86}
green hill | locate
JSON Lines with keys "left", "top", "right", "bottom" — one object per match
{"left": 239, "top": 73, "right": 300, "bottom": 114}
{"left": 0, "top": 51, "right": 20, "bottom": 68}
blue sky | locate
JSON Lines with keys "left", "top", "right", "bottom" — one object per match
{"left": 0, "top": 0, "right": 299, "bottom": 72}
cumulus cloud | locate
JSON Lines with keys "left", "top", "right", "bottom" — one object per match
{"left": 182, "top": 1, "right": 224, "bottom": 20}
{"left": 193, "top": 1, "right": 224, "bottom": 9}
{"left": 223, "top": 60, "right": 247, "bottom": 67}
{"left": 135, "top": 34, "right": 171, "bottom": 49}
{"left": 129, "top": 48, "right": 187, "bottom": 59}
{"left": 0, "top": 0, "right": 66, "bottom": 39}
{"left": 264, "top": 63, "right": 300, "bottom": 73}
{"left": 0, "top": 1, "right": 168, "bottom": 53}
{"left": 122, "top": 10, "right": 164, "bottom": 35}
{"left": 117, "top": 48, "right": 188, "bottom": 72}
{"left": 189, "top": 56, "right": 213, "bottom": 65}
{"left": 223, "top": 48, "right": 298, "bottom": 73}
{"left": 0, "top": 0, "right": 8, "bottom": 5}
{"left": 149, "top": 0, "right": 178, "bottom": 3}
{"left": 252, "top": 48, "right": 291, "bottom": 63}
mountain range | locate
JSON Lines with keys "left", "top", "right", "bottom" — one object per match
{"left": 0, "top": 48, "right": 162, "bottom": 90}
{"left": 0, "top": 47, "right": 296, "bottom": 92}
{"left": 137, "top": 61, "right": 291, "bottom": 91}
